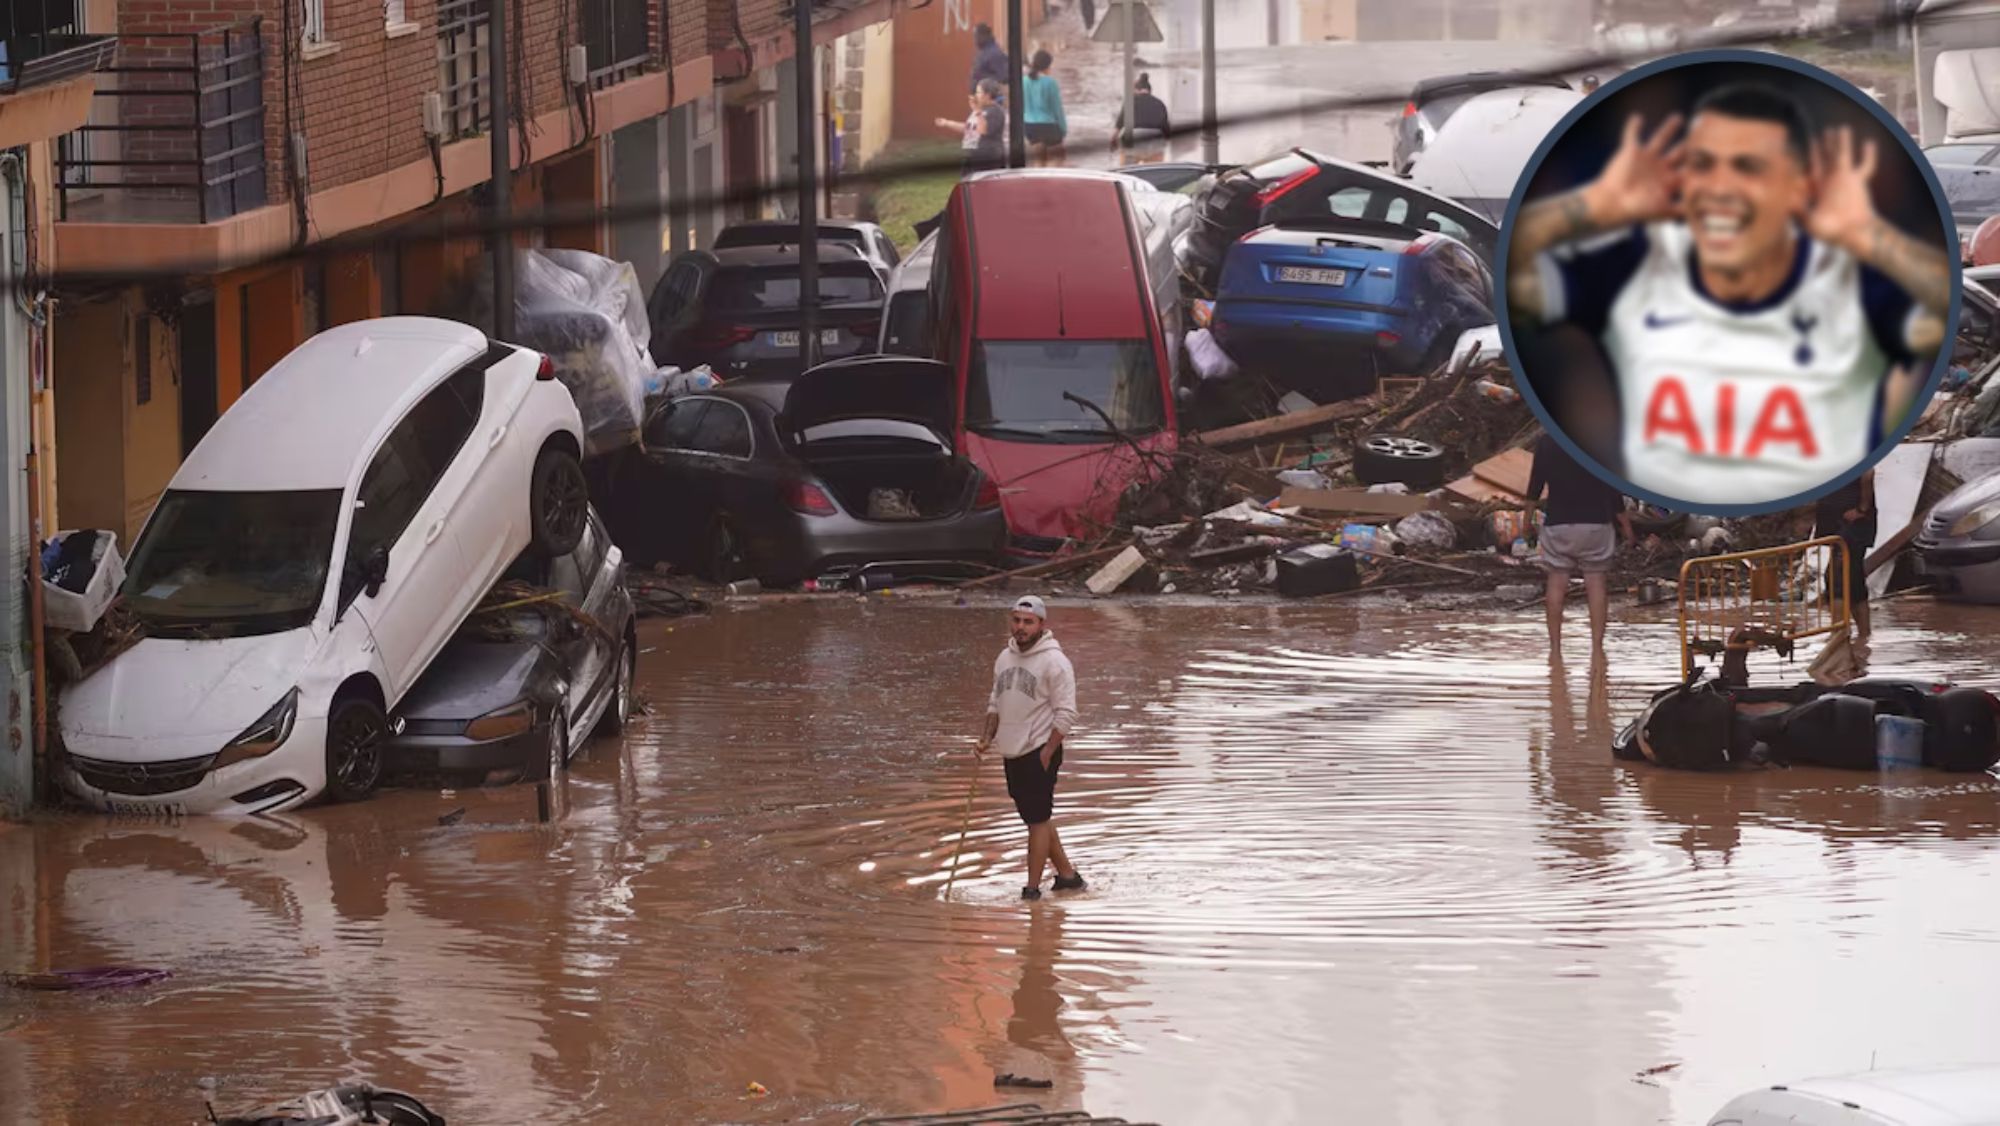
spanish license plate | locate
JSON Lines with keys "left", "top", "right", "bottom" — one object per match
{"left": 1276, "top": 265, "right": 1347, "bottom": 286}
{"left": 770, "top": 329, "right": 841, "bottom": 348}
{"left": 103, "top": 799, "right": 186, "bottom": 818}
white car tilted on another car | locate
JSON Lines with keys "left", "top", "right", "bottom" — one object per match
{"left": 59, "top": 317, "right": 589, "bottom": 815}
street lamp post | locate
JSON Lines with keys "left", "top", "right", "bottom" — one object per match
{"left": 794, "top": 0, "right": 820, "bottom": 368}
{"left": 488, "top": 0, "right": 513, "bottom": 340}
{"left": 1007, "top": 0, "right": 1026, "bottom": 167}
{"left": 1201, "top": 0, "right": 1217, "bottom": 165}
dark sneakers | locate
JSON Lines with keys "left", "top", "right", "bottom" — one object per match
{"left": 1022, "top": 886, "right": 1042, "bottom": 900}
{"left": 1052, "top": 872, "right": 1086, "bottom": 892}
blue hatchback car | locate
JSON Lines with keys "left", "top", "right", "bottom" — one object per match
{"left": 1210, "top": 219, "right": 1494, "bottom": 401}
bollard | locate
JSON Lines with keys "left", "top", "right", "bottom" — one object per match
{"left": 536, "top": 781, "right": 552, "bottom": 824}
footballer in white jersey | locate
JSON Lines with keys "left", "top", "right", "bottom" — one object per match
{"left": 1506, "top": 81, "right": 1951, "bottom": 507}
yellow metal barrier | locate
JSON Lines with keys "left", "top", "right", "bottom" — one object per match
{"left": 1678, "top": 535, "right": 1851, "bottom": 679}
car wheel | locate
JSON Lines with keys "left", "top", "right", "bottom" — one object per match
{"left": 530, "top": 445, "right": 588, "bottom": 557}
{"left": 323, "top": 697, "right": 387, "bottom": 803}
{"left": 595, "top": 638, "right": 635, "bottom": 738}
{"left": 704, "top": 518, "right": 749, "bottom": 583}
{"left": 1354, "top": 433, "right": 1447, "bottom": 490}
{"left": 541, "top": 705, "right": 570, "bottom": 783}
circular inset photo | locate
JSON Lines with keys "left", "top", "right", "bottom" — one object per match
{"left": 1497, "top": 49, "right": 1961, "bottom": 514}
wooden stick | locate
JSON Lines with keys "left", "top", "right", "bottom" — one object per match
{"left": 958, "top": 543, "right": 1131, "bottom": 588}
{"left": 941, "top": 755, "right": 981, "bottom": 901}
{"left": 1312, "top": 577, "right": 1457, "bottom": 601}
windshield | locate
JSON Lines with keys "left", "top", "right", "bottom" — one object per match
{"left": 710, "top": 264, "right": 883, "bottom": 311}
{"left": 123, "top": 489, "right": 343, "bottom": 638}
{"left": 966, "top": 340, "right": 1165, "bottom": 443}
{"left": 715, "top": 228, "right": 866, "bottom": 252}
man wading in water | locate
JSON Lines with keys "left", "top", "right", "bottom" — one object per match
{"left": 975, "top": 596, "right": 1085, "bottom": 900}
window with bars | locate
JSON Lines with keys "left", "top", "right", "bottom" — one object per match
{"left": 435, "top": 0, "right": 489, "bottom": 140}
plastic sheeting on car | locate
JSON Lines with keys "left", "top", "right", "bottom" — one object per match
{"left": 511, "top": 248, "right": 652, "bottom": 459}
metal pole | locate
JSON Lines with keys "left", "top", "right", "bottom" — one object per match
{"left": 1121, "top": 3, "right": 1134, "bottom": 169}
{"left": 1006, "top": 0, "right": 1025, "bottom": 168}
{"left": 1200, "top": 0, "right": 1217, "bottom": 165}
{"left": 488, "top": 0, "right": 514, "bottom": 341}
{"left": 794, "top": 0, "right": 820, "bottom": 368}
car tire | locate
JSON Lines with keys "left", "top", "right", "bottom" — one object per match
{"left": 1354, "top": 433, "right": 1447, "bottom": 490}
{"left": 704, "top": 518, "right": 749, "bottom": 584}
{"left": 595, "top": 638, "right": 635, "bottom": 738}
{"left": 540, "top": 705, "right": 570, "bottom": 783}
{"left": 323, "top": 696, "right": 387, "bottom": 804}
{"left": 530, "top": 444, "right": 588, "bottom": 557}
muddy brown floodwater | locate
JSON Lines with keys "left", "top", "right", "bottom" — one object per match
{"left": 6, "top": 594, "right": 2000, "bottom": 1124}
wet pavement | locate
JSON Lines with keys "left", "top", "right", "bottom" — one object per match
{"left": 5, "top": 593, "right": 2000, "bottom": 1124}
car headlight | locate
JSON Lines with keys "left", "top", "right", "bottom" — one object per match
{"left": 1949, "top": 499, "right": 2000, "bottom": 538}
{"left": 464, "top": 701, "right": 535, "bottom": 742}
{"left": 213, "top": 688, "right": 300, "bottom": 770}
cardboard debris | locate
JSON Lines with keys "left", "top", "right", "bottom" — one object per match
{"left": 1471, "top": 447, "right": 1535, "bottom": 497}
{"left": 1445, "top": 474, "right": 1524, "bottom": 505}
{"left": 1277, "top": 486, "right": 1430, "bottom": 518}
{"left": 1085, "top": 545, "right": 1150, "bottom": 595}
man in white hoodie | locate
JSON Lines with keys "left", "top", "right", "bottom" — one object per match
{"left": 975, "top": 595, "right": 1084, "bottom": 900}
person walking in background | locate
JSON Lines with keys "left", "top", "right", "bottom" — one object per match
{"left": 1114, "top": 73, "right": 1171, "bottom": 165}
{"left": 1526, "top": 433, "right": 1634, "bottom": 658}
{"left": 970, "top": 22, "right": 1009, "bottom": 94}
{"left": 937, "top": 79, "right": 1007, "bottom": 178}
{"left": 974, "top": 596, "right": 1085, "bottom": 901}
{"left": 1814, "top": 467, "right": 1877, "bottom": 643}
{"left": 1023, "top": 50, "right": 1068, "bottom": 168}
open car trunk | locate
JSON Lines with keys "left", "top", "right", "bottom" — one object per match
{"left": 808, "top": 448, "right": 978, "bottom": 521}
{"left": 783, "top": 356, "right": 973, "bottom": 520}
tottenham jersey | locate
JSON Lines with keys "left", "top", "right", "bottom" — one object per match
{"left": 1536, "top": 223, "right": 1919, "bottom": 506}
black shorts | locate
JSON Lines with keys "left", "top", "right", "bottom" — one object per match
{"left": 1003, "top": 744, "right": 1064, "bottom": 825}
{"left": 1025, "top": 123, "right": 1065, "bottom": 146}
{"left": 1817, "top": 520, "right": 1877, "bottom": 605}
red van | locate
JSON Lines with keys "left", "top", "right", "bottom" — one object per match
{"left": 928, "top": 170, "right": 1183, "bottom": 555}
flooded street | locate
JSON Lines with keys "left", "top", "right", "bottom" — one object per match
{"left": 7, "top": 595, "right": 2000, "bottom": 1124}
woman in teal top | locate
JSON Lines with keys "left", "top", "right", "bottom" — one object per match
{"left": 1022, "top": 50, "right": 1067, "bottom": 167}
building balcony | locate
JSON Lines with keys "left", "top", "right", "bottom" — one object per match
{"left": 0, "top": 2, "right": 116, "bottom": 148}
{"left": 55, "top": 21, "right": 267, "bottom": 226}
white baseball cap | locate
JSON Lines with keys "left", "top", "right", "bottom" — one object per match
{"left": 1012, "top": 595, "right": 1047, "bottom": 620}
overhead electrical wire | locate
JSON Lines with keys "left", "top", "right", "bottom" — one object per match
{"left": 17, "top": 0, "right": 1982, "bottom": 294}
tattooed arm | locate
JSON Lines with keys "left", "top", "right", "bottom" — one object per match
{"left": 1506, "top": 113, "right": 1685, "bottom": 322}
{"left": 1807, "top": 126, "right": 1950, "bottom": 352}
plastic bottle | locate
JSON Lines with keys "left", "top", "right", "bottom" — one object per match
{"left": 725, "top": 579, "right": 762, "bottom": 596}
{"left": 1474, "top": 379, "right": 1521, "bottom": 404}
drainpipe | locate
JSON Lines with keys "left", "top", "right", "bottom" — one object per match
{"left": 0, "top": 152, "right": 47, "bottom": 807}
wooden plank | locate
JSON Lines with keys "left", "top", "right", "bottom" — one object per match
{"left": 1471, "top": 447, "right": 1534, "bottom": 496}
{"left": 958, "top": 543, "right": 1128, "bottom": 588}
{"left": 1278, "top": 486, "right": 1428, "bottom": 518}
{"left": 1085, "top": 545, "right": 1150, "bottom": 594}
{"left": 1445, "top": 473, "right": 1522, "bottom": 504}
{"left": 1187, "top": 541, "right": 1283, "bottom": 567}
{"left": 1194, "top": 398, "right": 1377, "bottom": 450}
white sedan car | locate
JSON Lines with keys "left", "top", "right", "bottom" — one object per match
{"left": 60, "top": 317, "right": 588, "bottom": 815}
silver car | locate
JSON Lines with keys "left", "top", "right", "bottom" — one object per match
{"left": 1916, "top": 467, "right": 2000, "bottom": 603}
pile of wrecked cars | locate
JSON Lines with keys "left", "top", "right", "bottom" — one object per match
{"left": 57, "top": 305, "right": 643, "bottom": 816}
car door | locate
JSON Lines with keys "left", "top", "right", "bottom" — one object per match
{"left": 623, "top": 396, "right": 714, "bottom": 567}
{"left": 345, "top": 370, "right": 484, "bottom": 699}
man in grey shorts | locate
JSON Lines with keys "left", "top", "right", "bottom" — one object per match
{"left": 1526, "top": 434, "right": 1634, "bottom": 657}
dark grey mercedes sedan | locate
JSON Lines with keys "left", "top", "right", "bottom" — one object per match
{"left": 383, "top": 509, "right": 636, "bottom": 785}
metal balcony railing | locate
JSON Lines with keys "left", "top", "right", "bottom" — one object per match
{"left": 54, "top": 21, "right": 267, "bottom": 224}
{"left": 0, "top": 0, "right": 116, "bottom": 97}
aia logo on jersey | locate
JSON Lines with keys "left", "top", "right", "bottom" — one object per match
{"left": 1643, "top": 376, "right": 1820, "bottom": 459}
